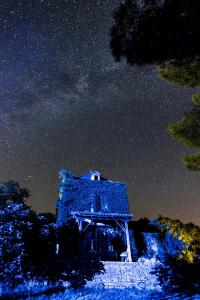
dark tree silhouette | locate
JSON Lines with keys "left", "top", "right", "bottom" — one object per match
{"left": 111, "top": 0, "right": 200, "bottom": 65}
{"left": 110, "top": 0, "right": 200, "bottom": 170}
{"left": 153, "top": 217, "right": 200, "bottom": 293}
{"left": 112, "top": 234, "right": 127, "bottom": 253}
{"left": 0, "top": 202, "right": 38, "bottom": 289}
{"left": 155, "top": 257, "right": 200, "bottom": 294}
{"left": 56, "top": 219, "right": 104, "bottom": 290}
{"left": 168, "top": 105, "right": 200, "bottom": 170}
{"left": 0, "top": 183, "right": 104, "bottom": 293}
{"left": 0, "top": 181, "right": 30, "bottom": 209}
{"left": 158, "top": 60, "right": 200, "bottom": 170}
{"left": 56, "top": 219, "right": 80, "bottom": 259}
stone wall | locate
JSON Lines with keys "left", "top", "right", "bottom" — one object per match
{"left": 87, "top": 259, "right": 162, "bottom": 290}
{"left": 57, "top": 172, "right": 130, "bottom": 227}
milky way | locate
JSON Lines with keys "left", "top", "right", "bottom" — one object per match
{"left": 0, "top": 0, "right": 199, "bottom": 224}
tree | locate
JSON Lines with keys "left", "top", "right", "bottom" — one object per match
{"left": 158, "top": 59, "right": 200, "bottom": 88}
{"left": 158, "top": 60, "right": 200, "bottom": 170}
{"left": 0, "top": 200, "right": 59, "bottom": 291}
{"left": 154, "top": 216, "right": 200, "bottom": 293}
{"left": 0, "top": 194, "right": 104, "bottom": 293}
{"left": 56, "top": 219, "right": 80, "bottom": 259}
{"left": 112, "top": 234, "right": 127, "bottom": 253}
{"left": 110, "top": 0, "right": 200, "bottom": 169}
{"left": 155, "top": 256, "right": 200, "bottom": 293}
{"left": 0, "top": 182, "right": 34, "bottom": 289}
{"left": 157, "top": 216, "right": 200, "bottom": 263}
{"left": 0, "top": 202, "right": 38, "bottom": 289}
{"left": 111, "top": 0, "right": 200, "bottom": 65}
{"left": 0, "top": 181, "right": 30, "bottom": 209}
{"left": 168, "top": 105, "right": 200, "bottom": 170}
{"left": 56, "top": 219, "right": 104, "bottom": 290}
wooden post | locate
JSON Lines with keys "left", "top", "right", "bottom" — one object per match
{"left": 78, "top": 217, "right": 83, "bottom": 231}
{"left": 77, "top": 217, "right": 83, "bottom": 257}
{"left": 125, "top": 220, "right": 132, "bottom": 262}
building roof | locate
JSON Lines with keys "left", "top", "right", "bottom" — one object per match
{"left": 80, "top": 170, "right": 101, "bottom": 179}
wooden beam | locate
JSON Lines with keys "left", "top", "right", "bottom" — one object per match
{"left": 125, "top": 220, "right": 132, "bottom": 262}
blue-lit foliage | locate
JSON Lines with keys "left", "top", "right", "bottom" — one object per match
{"left": 0, "top": 202, "right": 57, "bottom": 290}
{"left": 0, "top": 181, "right": 104, "bottom": 295}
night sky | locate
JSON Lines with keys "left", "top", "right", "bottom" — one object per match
{"left": 0, "top": 0, "right": 200, "bottom": 225}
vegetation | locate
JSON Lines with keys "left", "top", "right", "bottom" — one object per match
{"left": 157, "top": 216, "right": 200, "bottom": 263}
{"left": 112, "top": 234, "right": 127, "bottom": 254}
{"left": 155, "top": 216, "right": 200, "bottom": 293}
{"left": 110, "top": 0, "right": 200, "bottom": 170}
{"left": 129, "top": 218, "right": 156, "bottom": 257}
{"left": 0, "top": 181, "right": 104, "bottom": 293}
{"left": 158, "top": 60, "right": 200, "bottom": 89}
{"left": 56, "top": 220, "right": 104, "bottom": 290}
{"left": 158, "top": 60, "right": 200, "bottom": 170}
{"left": 155, "top": 256, "right": 200, "bottom": 293}
{"left": 110, "top": 0, "right": 200, "bottom": 65}
{"left": 0, "top": 180, "right": 30, "bottom": 209}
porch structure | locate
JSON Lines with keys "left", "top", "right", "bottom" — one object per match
{"left": 72, "top": 211, "right": 133, "bottom": 262}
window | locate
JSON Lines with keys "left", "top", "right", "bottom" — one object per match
{"left": 65, "top": 199, "right": 74, "bottom": 206}
{"left": 91, "top": 173, "right": 100, "bottom": 180}
{"left": 96, "top": 196, "right": 101, "bottom": 211}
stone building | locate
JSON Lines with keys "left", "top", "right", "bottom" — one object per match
{"left": 56, "top": 169, "right": 133, "bottom": 262}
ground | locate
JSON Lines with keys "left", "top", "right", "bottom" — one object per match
{"left": 34, "top": 288, "right": 200, "bottom": 300}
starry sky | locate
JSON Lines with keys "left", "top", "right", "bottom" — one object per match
{"left": 0, "top": 0, "right": 200, "bottom": 225}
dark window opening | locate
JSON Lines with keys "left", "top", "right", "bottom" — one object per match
{"left": 96, "top": 196, "right": 101, "bottom": 211}
{"left": 65, "top": 199, "right": 74, "bottom": 206}
{"left": 94, "top": 175, "right": 98, "bottom": 180}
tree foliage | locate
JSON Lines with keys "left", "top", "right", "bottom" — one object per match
{"left": 155, "top": 256, "right": 200, "bottom": 293}
{"left": 0, "top": 185, "right": 104, "bottom": 293}
{"left": 168, "top": 106, "right": 200, "bottom": 170}
{"left": 111, "top": 1, "right": 200, "bottom": 170}
{"left": 112, "top": 234, "right": 127, "bottom": 253}
{"left": 158, "top": 59, "right": 200, "bottom": 88}
{"left": 0, "top": 181, "right": 30, "bottom": 209}
{"left": 158, "top": 60, "right": 200, "bottom": 170}
{"left": 157, "top": 216, "right": 200, "bottom": 263}
{"left": 155, "top": 216, "right": 200, "bottom": 292}
{"left": 0, "top": 202, "right": 36, "bottom": 288}
{"left": 111, "top": 0, "right": 200, "bottom": 65}
{"left": 56, "top": 219, "right": 104, "bottom": 290}
{"left": 0, "top": 201, "right": 57, "bottom": 290}
{"left": 168, "top": 107, "right": 200, "bottom": 148}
